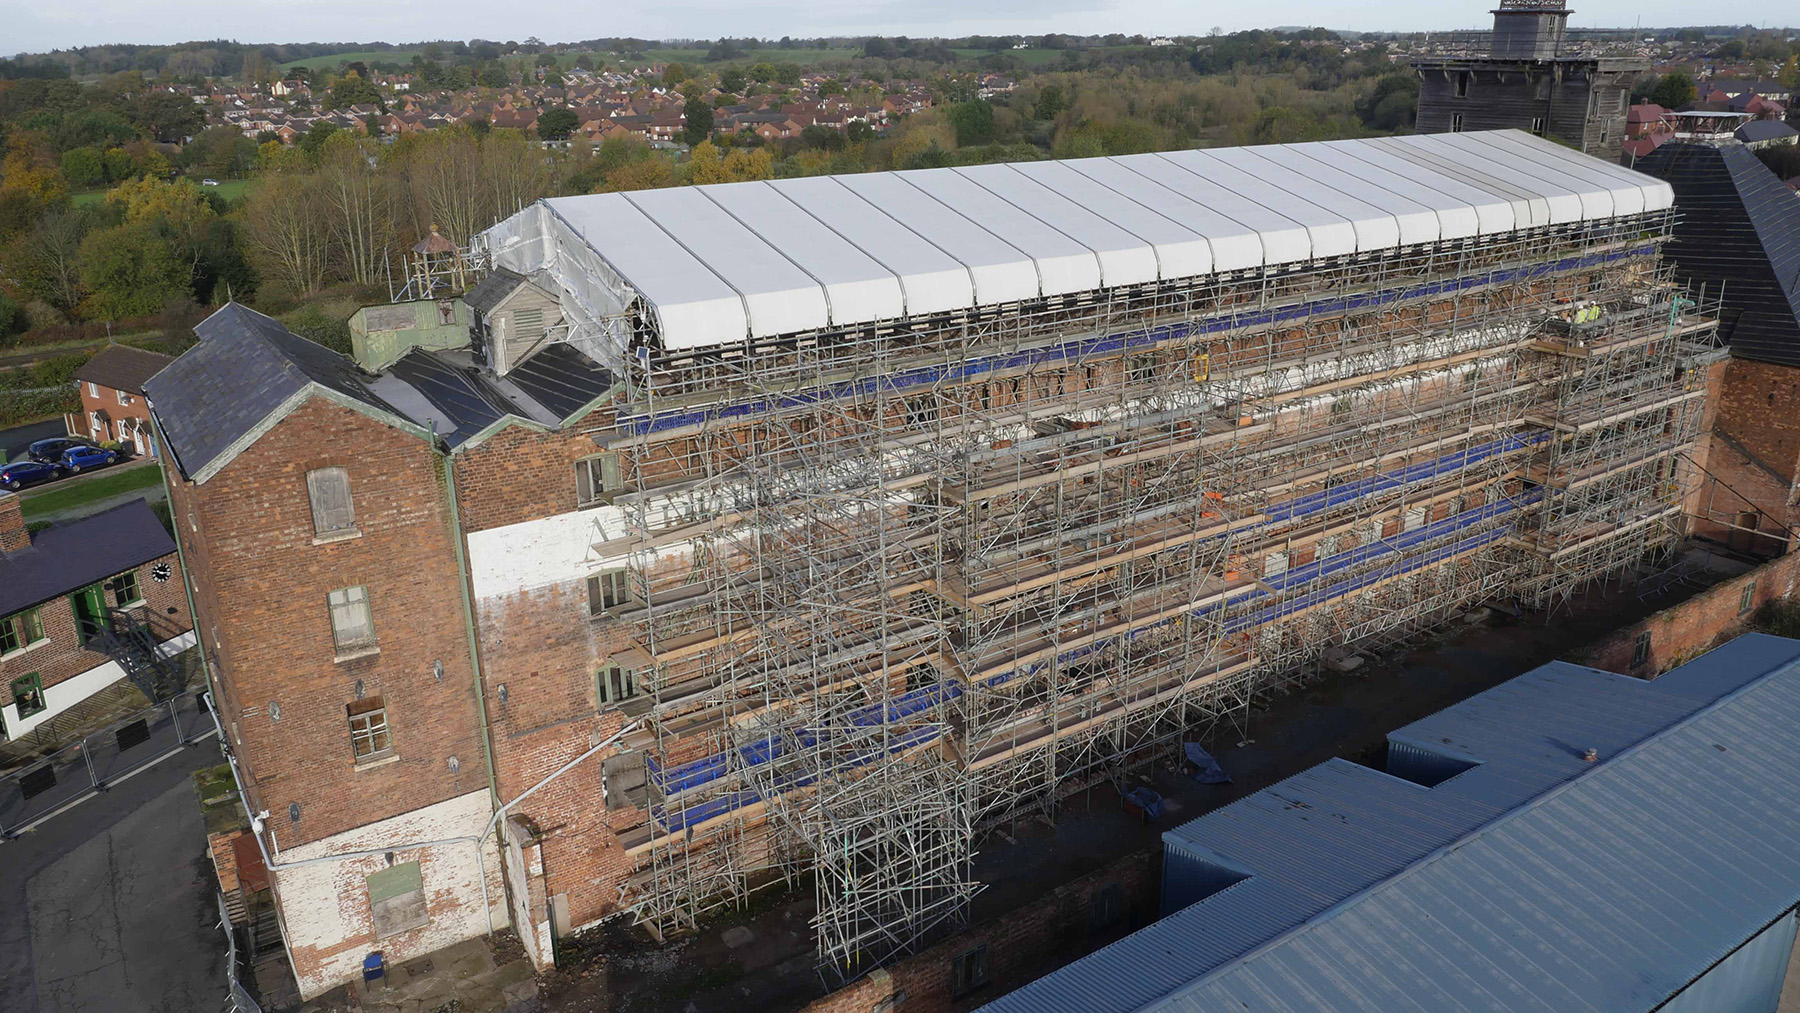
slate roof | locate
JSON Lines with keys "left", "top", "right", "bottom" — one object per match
{"left": 0, "top": 498, "right": 175, "bottom": 616}
{"left": 72, "top": 344, "right": 175, "bottom": 396}
{"left": 1636, "top": 142, "right": 1800, "bottom": 367}
{"left": 145, "top": 303, "right": 402, "bottom": 481}
{"left": 1734, "top": 119, "right": 1799, "bottom": 143}
{"left": 982, "top": 633, "right": 1800, "bottom": 1013}
{"left": 147, "top": 302, "right": 613, "bottom": 482}
{"left": 462, "top": 266, "right": 527, "bottom": 316}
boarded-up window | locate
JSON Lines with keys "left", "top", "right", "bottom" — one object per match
{"left": 575, "top": 453, "right": 622, "bottom": 507}
{"left": 306, "top": 467, "right": 357, "bottom": 536}
{"left": 329, "top": 586, "right": 375, "bottom": 651}
{"left": 367, "top": 861, "right": 429, "bottom": 937}
{"left": 597, "top": 664, "right": 638, "bottom": 706}
{"left": 602, "top": 751, "right": 649, "bottom": 810}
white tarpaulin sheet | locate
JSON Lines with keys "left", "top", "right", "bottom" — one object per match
{"left": 484, "top": 130, "right": 1674, "bottom": 352}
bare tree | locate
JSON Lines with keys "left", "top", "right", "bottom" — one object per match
{"left": 317, "top": 132, "right": 398, "bottom": 287}
{"left": 479, "top": 128, "right": 555, "bottom": 227}
{"left": 240, "top": 172, "right": 331, "bottom": 295}
{"left": 400, "top": 128, "right": 484, "bottom": 247}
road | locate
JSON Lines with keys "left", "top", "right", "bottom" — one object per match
{"left": 0, "top": 421, "right": 68, "bottom": 464}
{"left": 0, "top": 742, "right": 227, "bottom": 1013}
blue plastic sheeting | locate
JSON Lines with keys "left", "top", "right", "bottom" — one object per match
{"left": 1184, "top": 744, "right": 1232, "bottom": 784}
{"left": 621, "top": 245, "right": 1656, "bottom": 435}
{"left": 652, "top": 724, "right": 944, "bottom": 832}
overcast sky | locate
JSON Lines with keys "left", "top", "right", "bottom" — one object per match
{"left": 4, "top": 0, "right": 1773, "bottom": 57}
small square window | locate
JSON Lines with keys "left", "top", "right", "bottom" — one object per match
{"left": 597, "top": 664, "right": 639, "bottom": 706}
{"left": 329, "top": 586, "right": 376, "bottom": 651}
{"left": 10, "top": 672, "right": 45, "bottom": 718}
{"left": 1738, "top": 580, "right": 1756, "bottom": 616}
{"left": 106, "top": 571, "right": 142, "bottom": 608}
{"left": 575, "top": 453, "right": 622, "bottom": 507}
{"left": 587, "top": 569, "right": 633, "bottom": 617}
{"left": 87, "top": 382, "right": 98, "bottom": 397}
{"left": 1631, "top": 629, "right": 1652, "bottom": 668}
{"left": 1450, "top": 112, "right": 1465, "bottom": 132}
{"left": 348, "top": 697, "right": 391, "bottom": 760}
{"left": 951, "top": 944, "right": 990, "bottom": 998}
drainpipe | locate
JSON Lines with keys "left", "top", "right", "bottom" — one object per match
{"left": 148, "top": 412, "right": 212, "bottom": 699}
{"left": 441, "top": 451, "right": 503, "bottom": 819}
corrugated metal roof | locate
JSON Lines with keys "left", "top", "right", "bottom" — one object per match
{"left": 496, "top": 130, "right": 1672, "bottom": 351}
{"left": 980, "top": 634, "right": 1800, "bottom": 1013}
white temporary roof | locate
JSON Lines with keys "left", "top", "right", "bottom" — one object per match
{"left": 513, "top": 130, "right": 1674, "bottom": 351}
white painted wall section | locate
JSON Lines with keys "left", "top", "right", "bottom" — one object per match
{"left": 271, "top": 789, "right": 504, "bottom": 999}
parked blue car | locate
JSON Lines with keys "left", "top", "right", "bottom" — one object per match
{"left": 0, "top": 459, "right": 65, "bottom": 491}
{"left": 60, "top": 445, "right": 118, "bottom": 473}
{"left": 27, "top": 436, "right": 98, "bottom": 463}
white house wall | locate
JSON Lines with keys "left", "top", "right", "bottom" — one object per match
{"left": 270, "top": 788, "right": 505, "bottom": 999}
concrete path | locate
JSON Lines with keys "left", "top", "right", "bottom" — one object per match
{"left": 0, "top": 743, "right": 225, "bottom": 1013}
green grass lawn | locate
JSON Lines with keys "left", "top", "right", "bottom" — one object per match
{"left": 73, "top": 179, "right": 253, "bottom": 208}
{"left": 20, "top": 462, "right": 164, "bottom": 521}
{"left": 630, "top": 48, "right": 862, "bottom": 68}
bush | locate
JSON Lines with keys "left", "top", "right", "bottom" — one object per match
{"left": 1751, "top": 598, "right": 1800, "bottom": 639}
{"left": 284, "top": 305, "right": 353, "bottom": 355}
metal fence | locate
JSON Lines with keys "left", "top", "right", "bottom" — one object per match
{"left": 217, "top": 892, "right": 264, "bottom": 1013}
{"left": 0, "top": 691, "right": 212, "bottom": 836}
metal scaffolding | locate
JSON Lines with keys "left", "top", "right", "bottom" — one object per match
{"left": 592, "top": 208, "right": 1717, "bottom": 983}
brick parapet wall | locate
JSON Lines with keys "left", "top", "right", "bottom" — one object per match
{"left": 1691, "top": 358, "right": 1800, "bottom": 552}
{"left": 1579, "top": 550, "right": 1800, "bottom": 676}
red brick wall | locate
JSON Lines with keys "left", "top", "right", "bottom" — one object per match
{"left": 805, "top": 852, "right": 1158, "bottom": 1013}
{"left": 174, "top": 397, "right": 486, "bottom": 848}
{"left": 1691, "top": 358, "right": 1800, "bottom": 554}
{"left": 1581, "top": 551, "right": 1800, "bottom": 675}
{"left": 453, "top": 415, "right": 615, "bottom": 534}
{"left": 76, "top": 382, "right": 155, "bottom": 447}
{"left": 0, "top": 547, "right": 189, "bottom": 702}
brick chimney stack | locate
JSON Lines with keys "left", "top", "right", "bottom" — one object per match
{"left": 0, "top": 492, "right": 30, "bottom": 553}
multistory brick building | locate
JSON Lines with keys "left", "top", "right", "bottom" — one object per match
{"left": 67, "top": 344, "right": 174, "bottom": 458}
{"left": 151, "top": 132, "right": 1723, "bottom": 998}
{"left": 0, "top": 496, "right": 192, "bottom": 740}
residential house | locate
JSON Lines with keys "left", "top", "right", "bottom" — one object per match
{"left": 0, "top": 496, "right": 194, "bottom": 741}
{"left": 68, "top": 344, "right": 174, "bottom": 458}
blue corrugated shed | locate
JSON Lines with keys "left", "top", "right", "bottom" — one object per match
{"left": 980, "top": 633, "right": 1800, "bottom": 1013}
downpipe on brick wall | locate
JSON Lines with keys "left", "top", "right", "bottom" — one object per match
{"left": 202, "top": 689, "right": 644, "bottom": 936}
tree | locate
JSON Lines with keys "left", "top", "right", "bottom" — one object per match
{"left": 719, "top": 66, "right": 746, "bottom": 95}
{"left": 664, "top": 62, "right": 687, "bottom": 88}
{"left": 1357, "top": 74, "right": 1419, "bottom": 132}
{"left": 239, "top": 172, "right": 330, "bottom": 295}
{"left": 683, "top": 98, "right": 714, "bottom": 146}
{"left": 1033, "top": 83, "right": 1066, "bottom": 121}
{"left": 78, "top": 222, "right": 191, "bottom": 318}
{"left": 130, "top": 91, "right": 205, "bottom": 142}
{"left": 949, "top": 99, "right": 996, "bottom": 146}
{"left": 775, "top": 63, "right": 802, "bottom": 86}
{"left": 299, "top": 121, "right": 341, "bottom": 163}
{"left": 326, "top": 72, "right": 383, "bottom": 112}
{"left": 60, "top": 147, "right": 105, "bottom": 189}
{"left": 603, "top": 156, "right": 676, "bottom": 192}
{"left": 317, "top": 132, "right": 398, "bottom": 287}
{"left": 1651, "top": 71, "right": 1697, "bottom": 109}
{"left": 478, "top": 64, "right": 510, "bottom": 89}
{"left": 2, "top": 209, "right": 88, "bottom": 312}
{"left": 537, "top": 107, "right": 579, "bottom": 141}
{"left": 1780, "top": 56, "right": 1800, "bottom": 92}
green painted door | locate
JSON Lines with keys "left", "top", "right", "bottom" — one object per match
{"left": 70, "top": 585, "right": 107, "bottom": 646}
